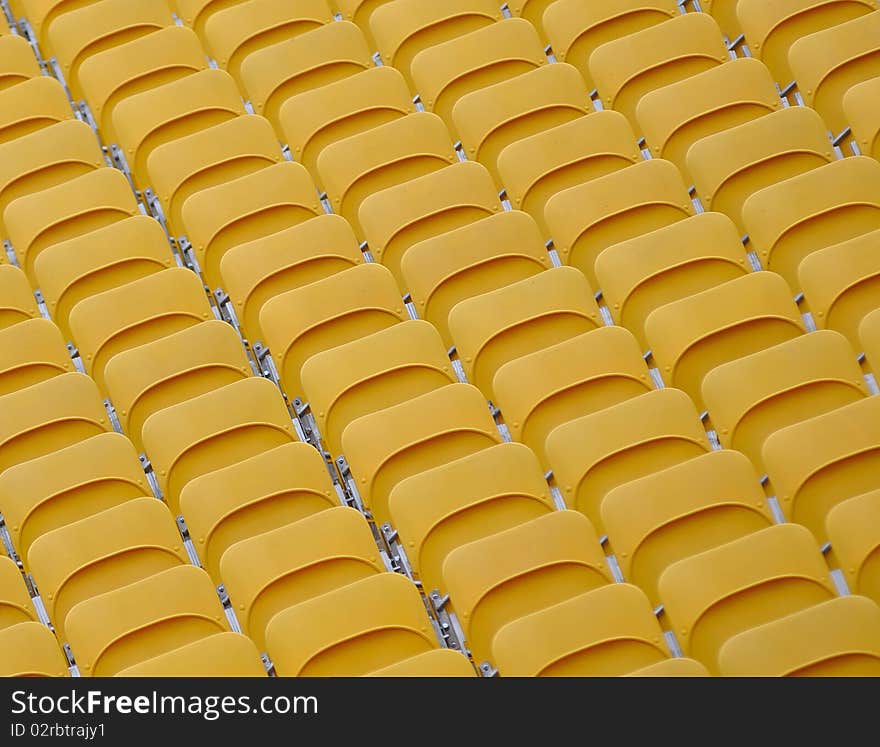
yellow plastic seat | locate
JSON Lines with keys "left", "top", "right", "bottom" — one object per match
{"left": 19, "top": 0, "right": 104, "bottom": 52}
{"left": 358, "top": 162, "right": 501, "bottom": 288}
{"left": 443, "top": 510, "right": 611, "bottom": 665}
{"left": 703, "top": 330, "right": 867, "bottom": 472}
{"left": 659, "top": 523, "right": 837, "bottom": 672}
{"left": 0, "top": 34, "right": 40, "bottom": 90}
{"left": 78, "top": 25, "right": 208, "bottom": 143}
{"left": 370, "top": 0, "right": 503, "bottom": 85}
{"left": 68, "top": 267, "right": 213, "bottom": 394}
{"left": 115, "top": 632, "right": 266, "bottom": 677}
{"left": 33, "top": 216, "right": 175, "bottom": 341}
{"left": 452, "top": 63, "right": 590, "bottom": 188}
{"left": 448, "top": 267, "right": 602, "bottom": 400}
{"left": 316, "top": 112, "right": 457, "bottom": 237}
{"left": 203, "top": 0, "right": 332, "bottom": 83}
{"left": 589, "top": 12, "right": 729, "bottom": 130}
{"left": 239, "top": 21, "right": 372, "bottom": 132}
{"left": 862, "top": 308, "right": 880, "bottom": 373}
{"left": 743, "top": 156, "right": 880, "bottom": 293}
{"left": 687, "top": 105, "right": 834, "bottom": 232}
{"left": 279, "top": 65, "right": 415, "bottom": 177}
{"left": 0, "top": 622, "right": 69, "bottom": 677}
{"left": 260, "top": 263, "right": 406, "bottom": 399}
{"left": 0, "top": 265, "right": 39, "bottom": 330}
{"left": 65, "top": 564, "right": 230, "bottom": 676}
{"left": 301, "top": 320, "right": 456, "bottom": 454}
{"left": 718, "top": 595, "right": 880, "bottom": 676}
{"left": 367, "top": 649, "right": 476, "bottom": 677}
{"left": 266, "top": 572, "right": 437, "bottom": 676}
{"left": 342, "top": 383, "right": 502, "bottom": 526}
{"left": 180, "top": 442, "right": 338, "bottom": 582}
{"left": 546, "top": 388, "right": 712, "bottom": 532}
{"left": 0, "top": 372, "right": 111, "bottom": 475}
{"left": 645, "top": 271, "right": 806, "bottom": 409}
{"left": 221, "top": 506, "right": 383, "bottom": 650}
{"left": 491, "top": 583, "right": 670, "bottom": 677}
{"left": 763, "top": 394, "right": 880, "bottom": 542}
{"left": 494, "top": 327, "right": 653, "bottom": 467}
{"left": 845, "top": 76, "right": 880, "bottom": 160}
{"left": 388, "top": 442, "right": 555, "bottom": 593}
{"left": 546, "top": 158, "right": 695, "bottom": 289}
{"left": 0, "top": 318, "right": 73, "bottom": 396}
{"left": 410, "top": 18, "right": 547, "bottom": 132}
{"left": 506, "top": 0, "right": 558, "bottom": 35}
{"left": 736, "top": 0, "right": 878, "bottom": 85}
{"left": 0, "top": 554, "right": 37, "bottom": 630}
{"left": 827, "top": 489, "right": 880, "bottom": 604}
{"left": 596, "top": 212, "right": 750, "bottom": 348}
{"left": 334, "top": 0, "right": 393, "bottom": 45}
{"left": 173, "top": 0, "right": 250, "bottom": 38}
{"left": 220, "top": 213, "right": 363, "bottom": 344}
{"left": 627, "top": 658, "right": 711, "bottom": 677}
{"left": 637, "top": 58, "right": 783, "bottom": 180}
{"left": 28, "top": 498, "right": 188, "bottom": 638}
{"left": 497, "top": 111, "right": 641, "bottom": 235}
{"left": 0, "top": 77, "right": 72, "bottom": 146}
{"left": 402, "top": 211, "right": 549, "bottom": 347}
{"left": 602, "top": 450, "right": 773, "bottom": 603}
{"left": 181, "top": 162, "right": 320, "bottom": 290}
{"left": 5, "top": 167, "right": 139, "bottom": 283}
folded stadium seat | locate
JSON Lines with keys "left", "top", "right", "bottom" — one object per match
{"left": 220, "top": 214, "right": 362, "bottom": 344}
{"left": 702, "top": 331, "right": 868, "bottom": 473}
{"left": 341, "top": 384, "right": 502, "bottom": 526}
{"left": 844, "top": 76, "right": 880, "bottom": 159}
{"left": 220, "top": 506, "right": 383, "bottom": 651}
{"left": 19, "top": 0, "right": 104, "bottom": 53}
{"left": 77, "top": 25, "right": 208, "bottom": 143}
{"left": 589, "top": 13, "right": 729, "bottom": 133}
{"left": 33, "top": 216, "right": 175, "bottom": 341}
{"left": 279, "top": 65, "right": 415, "bottom": 177}
{"left": 142, "top": 376, "right": 296, "bottom": 514}
{"left": 644, "top": 271, "right": 806, "bottom": 409}
{"left": 64, "top": 564, "right": 230, "bottom": 676}
{"left": 763, "top": 395, "right": 880, "bottom": 541}
{"left": 595, "top": 212, "right": 750, "bottom": 349}
{"left": 827, "top": 490, "right": 880, "bottom": 604}
{"left": 658, "top": 523, "right": 837, "bottom": 673}
{"left": 402, "top": 211, "right": 550, "bottom": 347}
{"left": 452, "top": 64, "right": 591, "bottom": 189}
{"left": 742, "top": 156, "right": 880, "bottom": 294}
{"left": 601, "top": 450, "right": 774, "bottom": 604}
{"left": 316, "top": 112, "right": 457, "bottom": 237}
{"left": 146, "top": 114, "right": 283, "bottom": 237}
{"left": 28, "top": 498, "right": 188, "bottom": 639}
{"left": 496, "top": 111, "right": 642, "bottom": 236}
{"left": 636, "top": 58, "right": 783, "bottom": 182}
{"left": 687, "top": 0, "right": 743, "bottom": 39}
{"left": 687, "top": 106, "right": 834, "bottom": 233}
{"left": 545, "top": 388, "right": 712, "bottom": 532}
{"left": 333, "top": 0, "right": 393, "bottom": 47}
{"left": 545, "top": 158, "right": 695, "bottom": 289}
{"left": 0, "top": 432, "right": 150, "bottom": 564}
{"left": 447, "top": 267, "right": 603, "bottom": 401}
{"left": 260, "top": 263, "right": 407, "bottom": 400}
{"left": 239, "top": 21, "right": 373, "bottom": 133}
{"left": 0, "top": 318, "right": 73, "bottom": 396}
{"left": 0, "top": 554, "right": 37, "bottom": 629}
{"left": 0, "top": 33, "right": 41, "bottom": 90}
{"left": 0, "top": 622, "right": 69, "bottom": 677}
{"left": 180, "top": 442, "right": 338, "bottom": 582}
{"left": 626, "top": 658, "right": 711, "bottom": 677}
{"left": 300, "top": 320, "right": 457, "bottom": 455}
{"left": 265, "top": 572, "right": 438, "bottom": 676}
{"left": 115, "top": 632, "right": 266, "bottom": 677}
{"left": 180, "top": 161, "right": 321, "bottom": 290}
{"left": 0, "top": 372, "right": 111, "bottom": 475}
{"left": 0, "top": 77, "right": 72, "bottom": 146}
{"left": 4, "top": 167, "right": 140, "bottom": 282}
{"left": 862, "top": 308, "right": 880, "bottom": 373}
{"left": 367, "top": 649, "right": 476, "bottom": 677}
{"left": 542, "top": 0, "right": 681, "bottom": 92}
{"left": 492, "top": 327, "right": 654, "bottom": 468}
{"left": 47, "top": 0, "right": 174, "bottom": 101}
{"left": 369, "top": 0, "right": 503, "bottom": 86}
{"left": 718, "top": 595, "right": 880, "bottom": 676}
{"left": 172, "top": 0, "right": 250, "bottom": 39}
{"left": 388, "top": 442, "right": 555, "bottom": 594}
{"left": 0, "top": 265, "right": 39, "bottom": 330}
{"left": 443, "top": 510, "right": 611, "bottom": 667}
{"left": 736, "top": 0, "right": 878, "bottom": 85}
{"left": 357, "top": 161, "right": 502, "bottom": 288}
{"left": 491, "top": 583, "right": 672, "bottom": 677}
{"left": 68, "top": 268, "right": 213, "bottom": 394}
{"left": 103, "top": 321, "right": 253, "bottom": 451}
{"left": 506, "top": 0, "right": 559, "bottom": 36}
